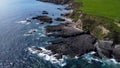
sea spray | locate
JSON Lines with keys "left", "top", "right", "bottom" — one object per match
{"left": 28, "top": 46, "right": 67, "bottom": 67}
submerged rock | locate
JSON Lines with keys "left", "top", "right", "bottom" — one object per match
{"left": 42, "top": 11, "right": 48, "bottom": 14}
{"left": 55, "top": 17, "right": 65, "bottom": 21}
{"left": 32, "top": 16, "right": 52, "bottom": 23}
{"left": 57, "top": 8, "right": 63, "bottom": 11}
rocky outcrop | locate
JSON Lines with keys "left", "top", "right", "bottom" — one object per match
{"left": 95, "top": 41, "right": 114, "bottom": 58}
{"left": 32, "top": 16, "right": 52, "bottom": 23}
{"left": 61, "top": 13, "right": 70, "bottom": 16}
{"left": 95, "top": 40, "right": 120, "bottom": 62}
{"left": 46, "top": 34, "right": 96, "bottom": 57}
{"left": 44, "top": 21, "right": 120, "bottom": 62}
{"left": 44, "top": 22, "right": 97, "bottom": 58}
{"left": 38, "top": 0, "right": 71, "bottom": 4}
{"left": 64, "top": 6, "right": 72, "bottom": 10}
{"left": 31, "top": 0, "right": 120, "bottom": 62}
{"left": 113, "top": 45, "right": 120, "bottom": 62}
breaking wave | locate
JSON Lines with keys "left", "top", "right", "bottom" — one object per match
{"left": 28, "top": 46, "right": 67, "bottom": 67}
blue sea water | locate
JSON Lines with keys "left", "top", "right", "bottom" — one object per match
{"left": 0, "top": 0, "right": 120, "bottom": 68}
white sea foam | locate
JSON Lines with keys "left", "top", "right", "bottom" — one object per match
{"left": 74, "top": 56, "right": 79, "bottom": 59}
{"left": 28, "top": 46, "right": 67, "bottom": 67}
{"left": 82, "top": 51, "right": 120, "bottom": 65}
{"left": 23, "top": 29, "right": 38, "bottom": 36}
{"left": 17, "top": 20, "right": 31, "bottom": 25}
{"left": 40, "top": 34, "right": 46, "bottom": 37}
{"left": 17, "top": 18, "right": 32, "bottom": 25}
{"left": 82, "top": 51, "right": 102, "bottom": 63}
{"left": 36, "top": 23, "right": 39, "bottom": 25}
{"left": 23, "top": 34, "right": 31, "bottom": 36}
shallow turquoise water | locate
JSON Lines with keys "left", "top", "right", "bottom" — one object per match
{"left": 0, "top": 0, "right": 120, "bottom": 68}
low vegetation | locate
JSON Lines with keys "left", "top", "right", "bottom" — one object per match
{"left": 70, "top": 0, "right": 120, "bottom": 44}
{"left": 75, "top": 0, "right": 120, "bottom": 20}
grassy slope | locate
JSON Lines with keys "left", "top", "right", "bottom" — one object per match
{"left": 73, "top": 0, "right": 120, "bottom": 43}
{"left": 75, "top": 0, "right": 120, "bottom": 20}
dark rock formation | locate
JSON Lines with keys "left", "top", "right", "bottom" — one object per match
{"left": 45, "top": 22, "right": 90, "bottom": 38}
{"left": 95, "top": 40, "right": 120, "bottom": 62}
{"left": 29, "top": 21, "right": 120, "bottom": 62}
{"left": 113, "top": 45, "right": 120, "bottom": 62}
{"left": 95, "top": 41, "right": 114, "bottom": 58}
{"left": 38, "top": 0, "right": 71, "bottom": 4}
{"left": 61, "top": 13, "right": 70, "bottom": 16}
{"left": 57, "top": 8, "right": 63, "bottom": 11}
{"left": 42, "top": 11, "right": 48, "bottom": 14}
{"left": 55, "top": 17, "right": 65, "bottom": 21}
{"left": 32, "top": 16, "right": 52, "bottom": 23}
{"left": 45, "top": 22, "right": 79, "bottom": 32}
{"left": 64, "top": 6, "right": 72, "bottom": 10}
{"left": 44, "top": 22, "right": 120, "bottom": 62}
{"left": 44, "top": 22, "right": 97, "bottom": 58}
{"left": 46, "top": 34, "right": 96, "bottom": 57}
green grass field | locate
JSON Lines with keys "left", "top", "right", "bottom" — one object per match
{"left": 73, "top": 0, "right": 120, "bottom": 42}
{"left": 75, "top": 0, "right": 120, "bottom": 20}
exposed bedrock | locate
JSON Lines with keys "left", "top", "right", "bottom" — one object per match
{"left": 95, "top": 41, "right": 114, "bottom": 58}
{"left": 44, "top": 22, "right": 97, "bottom": 58}
{"left": 95, "top": 40, "right": 120, "bottom": 62}
{"left": 32, "top": 16, "right": 52, "bottom": 23}
{"left": 45, "top": 22, "right": 87, "bottom": 38}
{"left": 113, "top": 45, "right": 120, "bottom": 62}
{"left": 44, "top": 21, "right": 120, "bottom": 62}
{"left": 45, "top": 22, "right": 82, "bottom": 32}
{"left": 45, "top": 34, "right": 97, "bottom": 58}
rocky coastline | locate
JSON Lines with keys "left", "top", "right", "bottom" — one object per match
{"left": 31, "top": 0, "right": 120, "bottom": 63}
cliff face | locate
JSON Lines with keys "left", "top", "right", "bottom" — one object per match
{"left": 38, "top": 0, "right": 71, "bottom": 4}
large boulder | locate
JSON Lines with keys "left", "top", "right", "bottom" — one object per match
{"left": 113, "top": 45, "right": 120, "bottom": 62}
{"left": 95, "top": 41, "right": 114, "bottom": 58}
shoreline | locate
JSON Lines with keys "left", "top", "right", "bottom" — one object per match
{"left": 29, "top": 0, "right": 120, "bottom": 66}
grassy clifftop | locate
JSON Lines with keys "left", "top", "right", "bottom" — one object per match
{"left": 70, "top": 0, "right": 120, "bottom": 44}
{"left": 74, "top": 0, "right": 120, "bottom": 20}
